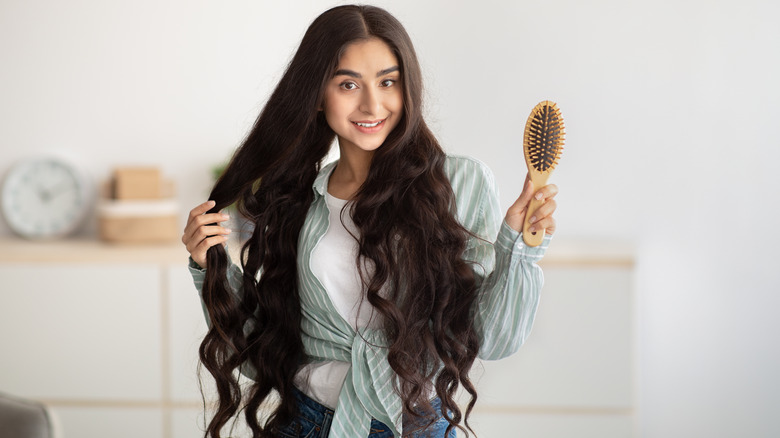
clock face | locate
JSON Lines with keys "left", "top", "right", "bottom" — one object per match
{"left": 1, "top": 158, "right": 91, "bottom": 239}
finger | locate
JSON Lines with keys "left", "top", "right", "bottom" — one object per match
{"left": 190, "top": 235, "right": 230, "bottom": 269}
{"left": 184, "top": 201, "right": 216, "bottom": 241}
{"left": 533, "top": 184, "right": 559, "bottom": 202}
{"left": 183, "top": 223, "right": 232, "bottom": 248}
{"left": 188, "top": 212, "right": 230, "bottom": 232}
{"left": 520, "top": 173, "right": 532, "bottom": 196}
{"left": 192, "top": 225, "right": 232, "bottom": 243}
{"left": 528, "top": 216, "right": 556, "bottom": 235}
{"left": 198, "top": 234, "right": 230, "bottom": 253}
{"left": 508, "top": 177, "right": 535, "bottom": 216}
{"left": 183, "top": 212, "right": 231, "bottom": 243}
{"left": 186, "top": 228, "right": 231, "bottom": 253}
{"left": 527, "top": 199, "right": 557, "bottom": 224}
{"left": 188, "top": 200, "right": 216, "bottom": 220}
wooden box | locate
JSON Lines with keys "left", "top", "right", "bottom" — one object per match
{"left": 112, "top": 167, "right": 163, "bottom": 200}
{"left": 98, "top": 200, "right": 179, "bottom": 243}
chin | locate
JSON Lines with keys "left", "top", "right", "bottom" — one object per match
{"left": 344, "top": 138, "right": 386, "bottom": 153}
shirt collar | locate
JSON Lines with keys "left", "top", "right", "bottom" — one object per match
{"left": 312, "top": 160, "right": 339, "bottom": 197}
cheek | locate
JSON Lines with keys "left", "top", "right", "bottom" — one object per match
{"left": 390, "top": 97, "right": 404, "bottom": 128}
{"left": 391, "top": 91, "right": 404, "bottom": 113}
{"left": 323, "top": 98, "right": 347, "bottom": 126}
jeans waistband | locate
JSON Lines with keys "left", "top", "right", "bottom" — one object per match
{"left": 291, "top": 386, "right": 334, "bottom": 424}
{"left": 292, "top": 385, "right": 443, "bottom": 414}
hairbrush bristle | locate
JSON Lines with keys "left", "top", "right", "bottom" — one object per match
{"left": 524, "top": 101, "right": 565, "bottom": 173}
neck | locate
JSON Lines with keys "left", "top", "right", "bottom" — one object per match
{"left": 328, "top": 140, "right": 373, "bottom": 199}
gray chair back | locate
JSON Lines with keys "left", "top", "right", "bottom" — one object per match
{"left": 0, "top": 392, "right": 56, "bottom": 438}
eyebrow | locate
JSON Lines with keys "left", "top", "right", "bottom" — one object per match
{"left": 333, "top": 66, "right": 400, "bottom": 78}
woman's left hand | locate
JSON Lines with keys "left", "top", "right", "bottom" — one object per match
{"left": 504, "top": 173, "right": 558, "bottom": 235}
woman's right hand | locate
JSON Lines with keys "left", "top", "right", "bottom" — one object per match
{"left": 182, "top": 200, "right": 231, "bottom": 269}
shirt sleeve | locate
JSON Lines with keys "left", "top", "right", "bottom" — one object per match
{"left": 457, "top": 159, "right": 551, "bottom": 360}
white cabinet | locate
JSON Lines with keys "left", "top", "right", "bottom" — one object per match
{"left": 467, "top": 262, "right": 636, "bottom": 437}
{"left": 0, "top": 265, "right": 162, "bottom": 401}
{"left": 0, "top": 240, "right": 197, "bottom": 438}
{"left": 0, "top": 238, "right": 634, "bottom": 438}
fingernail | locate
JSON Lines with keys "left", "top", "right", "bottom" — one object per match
{"left": 207, "top": 200, "right": 216, "bottom": 206}
{"left": 529, "top": 226, "right": 536, "bottom": 233}
{"left": 529, "top": 216, "right": 537, "bottom": 224}
{"left": 225, "top": 228, "right": 232, "bottom": 234}
{"left": 535, "top": 193, "right": 544, "bottom": 200}
{"left": 221, "top": 214, "right": 230, "bottom": 220}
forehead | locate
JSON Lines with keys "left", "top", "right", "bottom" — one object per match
{"left": 337, "top": 38, "right": 398, "bottom": 71}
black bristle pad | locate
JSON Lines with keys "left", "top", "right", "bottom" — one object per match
{"left": 527, "top": 104, "right": 564, "bottom": 172}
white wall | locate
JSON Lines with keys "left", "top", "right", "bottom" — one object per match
{"left": 1, "top": 0, "right": 778, "bottom": 437}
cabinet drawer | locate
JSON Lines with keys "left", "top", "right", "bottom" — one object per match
{"left": 474, "top": 266, "right": 634, "bottom": 408}
{"left": 0, "top": 265, "right": 163, "bottom": 400}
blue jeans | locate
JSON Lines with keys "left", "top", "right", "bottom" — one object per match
{"left": 277, "top": 387, "right": 456, "bottom": 437}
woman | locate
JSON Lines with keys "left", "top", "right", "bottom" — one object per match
{"left": 182, "top": 5, "right": 557, "bottom": 438}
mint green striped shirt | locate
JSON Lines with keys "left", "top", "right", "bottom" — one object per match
{"left": 189, "top": 155, "right": 551, "bottom": 437}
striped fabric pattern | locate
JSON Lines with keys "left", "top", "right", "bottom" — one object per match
{"left": 190, "top": 155, "right": 551, "bottom": 437}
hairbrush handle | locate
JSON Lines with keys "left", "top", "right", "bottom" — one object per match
{"left": 522, "top": 174, "right": 549, "bottom": 247}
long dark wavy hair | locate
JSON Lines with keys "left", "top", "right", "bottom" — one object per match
{"left": 199, "top": 5, "right": 480, "bottom": 437}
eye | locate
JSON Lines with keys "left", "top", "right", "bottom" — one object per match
{"left": 380, "top": 78, "right": 396, "bottom": 87}
{"left": 339, "top": 81, "right": 358, "bottom": 91}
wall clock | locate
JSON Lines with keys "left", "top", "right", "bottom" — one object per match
{"left": 1, "top": 157, "right": 93, "bottom": 239}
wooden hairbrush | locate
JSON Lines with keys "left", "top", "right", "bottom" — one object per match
{"left": 522, "top": 100, "right": 565, "bottom": 247}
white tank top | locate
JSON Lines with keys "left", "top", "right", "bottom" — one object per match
{"left": 295, "top": 192, "right": 381, "bottom": 408}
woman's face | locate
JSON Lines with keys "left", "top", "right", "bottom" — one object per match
{"left": 322, "top": 38, "right": 404, "bottom": 156}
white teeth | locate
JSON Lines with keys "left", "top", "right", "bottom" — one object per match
{"left": 355, "top": 120, "right": 382, "bottom": 128}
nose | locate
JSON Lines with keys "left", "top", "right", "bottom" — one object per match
{"left": 359, "top": 87, "right": 381, "bottom": 116}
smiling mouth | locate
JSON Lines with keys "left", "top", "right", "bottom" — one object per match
{"left": 352, "top": 119, "right": 385, "bottom": 128}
